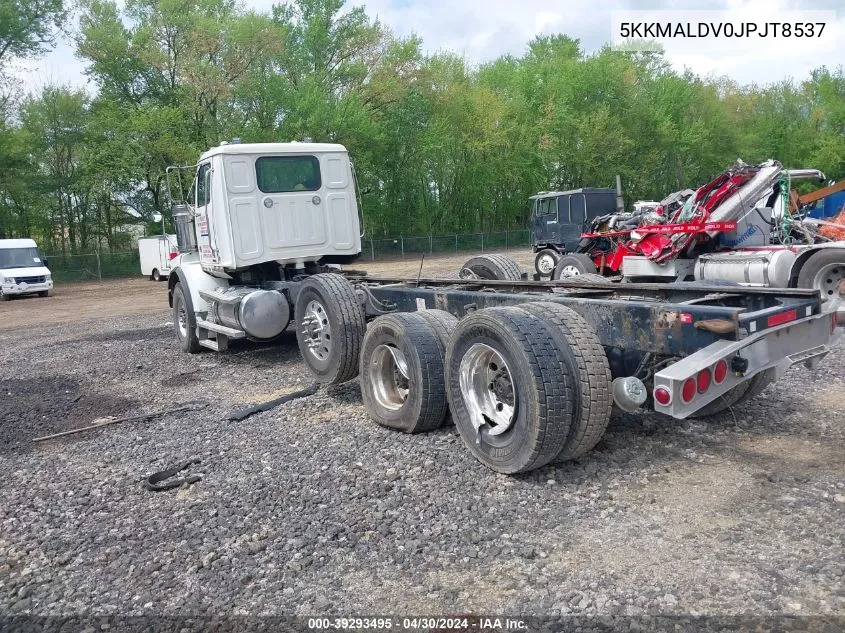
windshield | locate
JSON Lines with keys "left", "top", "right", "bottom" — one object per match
{"left": 0, "top": 247, "right": 45, "bottom": 269}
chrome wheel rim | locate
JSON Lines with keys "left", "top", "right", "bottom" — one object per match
{"left": 537, "top": 254, "right": 556, "bottom": 275}
{"left": 814, "top": 263, "right": 844, "bottom": 297}
{"left": 458, "top": 343, "right": 516, "bottom": 435}
{"left": 301, "top": 300, "right": 332, "bottom": 361}
{"left": 177, "top": 300, "right": 188, "bottom": 338}
{"left": 559, "top": 265, "right": 582, "bottom": 278}
{"left": 370, "top": 344, "right": 410, "bottom": 410}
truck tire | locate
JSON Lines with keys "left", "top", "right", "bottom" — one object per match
{"left": 172, "top": 282, "right": 200, "bottom": 353}
{"left": 295, "top": 273, "right": 365, "bottom": 384}
{"left": 553, "top": 253, "right": 598, "bottom": 279}
{"left": 517, "top": 302, "right": 613, "bottom": 461}
{"left": 689, "top": 368, "right": 776, "bottom": 419}
{"left": 459, "top": 254, "right": 523, "bottom": 281}
{"left": 151, "top": 268, "right": 161, "bottom": 282}
{"left": 534, "top": 249, "right": 559, "bottom": 277}
{"left": 1, "top": 291, "right": 11, "bottom": 301}
{"left": 360, "top": 313, "right": 449, "bottom": 433}
{"left": 796, "top": 249, "right": 845, "bottom": 298}
{"left": 445, "top": 307, "right": 572, "bottom": 474}
{"left": 415, "top": 309, "right": 458, "bottom": 349}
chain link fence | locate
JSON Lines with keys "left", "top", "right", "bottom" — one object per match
{"left": 43, "top": 230, "right": 532, "bottom": 281}
{"left": 45, "top": 251, "right": 140, "bottom": 283}
{"left": 365, "top": 230, "right": 531, "bottom": 260}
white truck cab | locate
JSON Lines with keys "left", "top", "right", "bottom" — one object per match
{"left": 0, "top": 238, "right": 54, "bottom": 301}
{"left": 167, "top": 141, "right": 363, "bottom": 352}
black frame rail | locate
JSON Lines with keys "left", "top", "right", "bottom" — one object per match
{"left": 350, "top": 276, "right": 822, "bottom": 357}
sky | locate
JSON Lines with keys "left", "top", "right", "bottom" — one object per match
{"left": 11, "top": 0, "right": 845, "bottom": 96}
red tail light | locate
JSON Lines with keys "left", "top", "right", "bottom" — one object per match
{"left": 697, "top": 368, "right": 711, "bottom": 393}
{"left": 713, "top": 359, "right": 728, "bottom": 384}
{"left": 654, "top": 387, "right": 672, "bottom": 406}
{"left": 681, "top": 378, "right": 696, "bottom": 403}
{"left": 767, "top": 309, "right": 797, "bottom": 328}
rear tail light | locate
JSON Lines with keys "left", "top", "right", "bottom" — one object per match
{"left": 697, "top": 368, "right": 711, "bottom": 393}
{"left": 713, "top": 359, "right": 728, "bottom": 384}
{"left": 681, "top": 378, "right": 697, "bottom": 403}
{"left": 654, "top": 387, "right": 672, "bottom": 406}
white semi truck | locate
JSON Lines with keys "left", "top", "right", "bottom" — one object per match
{"left": 167, "top": 141, "right": 843, "bottom": 474}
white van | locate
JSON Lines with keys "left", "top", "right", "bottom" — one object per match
{"left": 0, "top": 238, "right": 54, "bottom": 300}
{"left": 138, "top": 234, "right": 178, "bottom": 281}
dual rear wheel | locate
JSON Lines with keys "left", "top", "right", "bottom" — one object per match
{"left": 293, "top": 274, "right": 613, "bottom": 474}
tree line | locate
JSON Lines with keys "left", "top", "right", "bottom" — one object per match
{"left": 1, "top": 0, "right": 844, "bottom": 254}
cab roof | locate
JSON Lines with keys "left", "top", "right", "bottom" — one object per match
{"left": 200, "top": 141, "right": 348, "bottom": 161}
{"left": 0, "top": 238, "right": 38, "bottom": 249}
{"left": 530, "top": 187, "right": 616, "bottom": 199}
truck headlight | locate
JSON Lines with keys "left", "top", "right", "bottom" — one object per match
{"left": 3, "top": 277, "right": 14, "bottom": 284}
{"left": 45, "top": 273, "right": 52, "bottom": 280}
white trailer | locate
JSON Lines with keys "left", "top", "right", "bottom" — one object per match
{"left": 138, "top": 235, "right": 178, "bottom": 281}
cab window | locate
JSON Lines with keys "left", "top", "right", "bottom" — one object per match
{"left": 256, "top": 156, "right": 321, "bottom": 193}
{"left": 535, "top": 198, "right": 555, "bottom": 217}
{"left": 196, "top": 163, "right": 211, "bottom": 207}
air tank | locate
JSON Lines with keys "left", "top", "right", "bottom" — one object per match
{"left": 694, "top": 249, "right": 797, "bottom": 288}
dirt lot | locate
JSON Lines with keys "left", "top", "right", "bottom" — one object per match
{"left": 2, "top": 248, "right": 845, "bottom": 628}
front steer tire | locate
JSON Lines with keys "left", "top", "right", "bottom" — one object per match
{"left": 360, "top": 313, "right": 449, "bottom": 433}
{"left": 172, "top": 282, "right": 200, "bottom": 353}
{"left": 534, "top": 249, "right": 560, "bottom": 278}
{"left": 294, "top": 274, "right": 365, "bottom": 384}
{"left": 446, "top": 307, "right": 573, "bottom": 474}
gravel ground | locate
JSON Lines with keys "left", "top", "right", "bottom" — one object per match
{"left": 2, "top": 250, "right": 845, "bottom": 628}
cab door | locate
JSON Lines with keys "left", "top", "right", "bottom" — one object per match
{"left": 559, "top": 193, "right": 586, "bottom": 252}
{"left": 194, "top": 162, "right": 216, "bottom": 264}
{"left": 533, "top": 197, "right": 560, "bottom": 246}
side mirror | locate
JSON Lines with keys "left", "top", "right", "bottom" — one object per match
{"left": 42, "top": 257, "right": 49, "bottom": 268}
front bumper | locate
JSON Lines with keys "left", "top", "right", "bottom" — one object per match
{"left": 654, "top": 303, "right": 841, "bottom": 419}
{"left": 1, "top": 280, "right": 53, "bottom": 296}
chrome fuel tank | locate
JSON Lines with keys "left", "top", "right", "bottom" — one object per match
{"left": 694, "top": 249, "right": 796, "bottom": 288}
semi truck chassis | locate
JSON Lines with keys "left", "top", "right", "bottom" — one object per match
{"left": 169, "top": 261, "right": 842, "bottom": 474}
